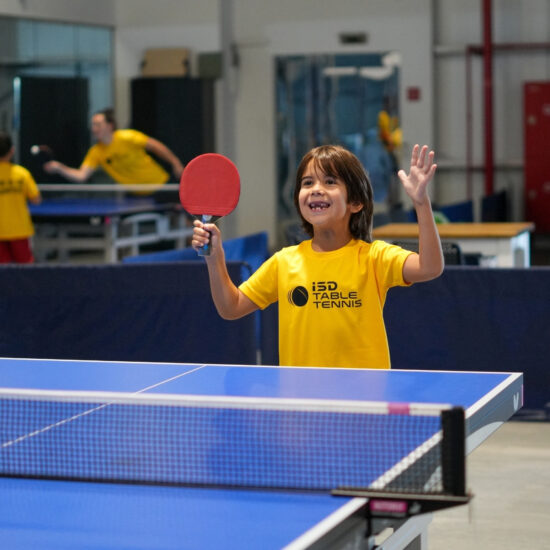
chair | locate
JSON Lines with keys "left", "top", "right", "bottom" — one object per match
{"left": 481, "top": 190, "right": 508, "bottom": 222}
{"left": 437, "top": 200, "right": 474, "bottom": 222}
{"left": 441, "top": 242, "right": 464, "bottom": 265}
{"left": 123, "top": 231, "right": 270, "bottom": 277}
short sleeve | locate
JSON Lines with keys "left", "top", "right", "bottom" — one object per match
{"left": 238, "top": 253, "right": 279, "bottom": 309}
{"left": 82, "top": 146, "right": 100, "bottom": 169}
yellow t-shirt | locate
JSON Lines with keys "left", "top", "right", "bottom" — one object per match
{"left": 239, "top": 239, "right": 413, "bottom": 369}
{"left": 82, "top": 129, "right": 169, "bottom": 185}
{"left": 0, "top": 162, "right": 40, "bottom": 239}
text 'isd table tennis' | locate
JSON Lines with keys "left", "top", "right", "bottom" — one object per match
{"left": 30, "top": 197, "right": 192, "bottom": 263}
{"left": 0, "top": 358, "right": 522, "bottom": 549}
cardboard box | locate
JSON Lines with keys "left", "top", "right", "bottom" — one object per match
{"left": 198, "top": 52, "right": 222, "bottom": 79}
{"left": 141, "top": 48, "right": 191, "bottom": 77}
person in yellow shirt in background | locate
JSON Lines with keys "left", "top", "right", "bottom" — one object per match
{"left": 44, "top": 108, "right": 184, "bottom": 188}
{"left": 0, "top": 132, "right": 42, "bottom": 263}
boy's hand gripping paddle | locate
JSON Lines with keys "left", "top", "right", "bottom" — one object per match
{"left": 179, "top": 153, "right": 240, "bottom": 256}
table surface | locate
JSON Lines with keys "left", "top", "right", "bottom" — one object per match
{"left": 29, "top": 197, "right": 178, "bottom": 219}
{"left": 373, "top": 222, "right": 535, "bottom": 239}
{"left": 0, "top": 358, "right": 523, "bottom": 550}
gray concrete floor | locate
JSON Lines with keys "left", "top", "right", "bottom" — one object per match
{"left": 428, "top": 421, "right": 550, "bottom": 549}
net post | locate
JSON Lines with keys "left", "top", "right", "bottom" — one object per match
{"left": 441, "top": 406, "right": 466, "bottom": 496}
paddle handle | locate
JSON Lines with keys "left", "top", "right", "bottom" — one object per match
{"left": 197, "top": 215, "right": 213, "bottom": 256}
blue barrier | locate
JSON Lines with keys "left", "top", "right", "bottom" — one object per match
{"left": 258, "top": 266, "right": 550, "bottom": 417}
{"left": 123, "top": 232, "right": 272, "bottom": 359}
{"left": 0, "top": 262, "right": 256, "bottom": 365}
{"left": 123, "top": 231, "right": 270, "bottom": 277}
{"left": 3, "top": 260, "right": 546, "bottom": 417}
{"left": 438, "top": 200, "right": 474, "bottom": 222}
{"left": 385, "top": 267, "right": 550, "bottom": 417}
{"left": 407, "top": 200, "right": 474, "bottom": 223}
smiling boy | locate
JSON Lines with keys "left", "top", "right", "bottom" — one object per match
{"left": 192, "top": 144, "right": 443, "bottom": 369}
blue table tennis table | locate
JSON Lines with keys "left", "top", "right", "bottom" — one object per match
{"left": 0, "top": 358, "right": 523, "bottom": 550}
{"left": 30, "top": 198, "right": 192, "bottom": 263}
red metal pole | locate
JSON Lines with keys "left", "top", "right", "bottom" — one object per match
{"left": 483, "top": 0, "right": 494, "bottom": 195}
{"left": 465, "top": 40, "right": 550, "bottom": 201}
{"left": 466, "top": 47, "right": 473, "bottom": 200}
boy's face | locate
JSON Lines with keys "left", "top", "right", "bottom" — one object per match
{"left": 298, "top": 160, "right": 363, "bottom": 232}
{"left": 91, "top": 114, "right": 114, "bottom": 143}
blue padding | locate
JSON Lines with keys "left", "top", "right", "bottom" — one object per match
{"left": 123, "top": 233, "right": 272, "bottom": 360}
{"left": 407, "top": 201, "right": 474, "bottom": 223}
{"left": 438, "top": 200, "right": 474, "bottom": 222}
{"left": 260, "top": 303, "right": 279, "bottom": 366}
{"left": 256, "top": 267, "right": 550, "bottom": 414}
{"left": 123, "top": 232, "right": 270, "bottom": 282}
{"left": 222, "top": 232, "right": 269, "bottom": 273}
{"left": 384, "top": 267, "right": 550, "bottom": 413}
{"left": 122, "top": 247, "right": 198, "bottom": 263}
{"left": 0, "top": 262, "right": 256, "bottom": 365}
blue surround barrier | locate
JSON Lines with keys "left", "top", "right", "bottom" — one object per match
{"left": 1, "top": 261, "right": 548, "bottom": 417}
{"left": 0, "top": 262, "right": 256, "bottom": 365}
{"left": 384, "top": 266, "right": 550, "bottom": 417}
{"left": 258, "top": 266, "right": 550, "bottom": 418}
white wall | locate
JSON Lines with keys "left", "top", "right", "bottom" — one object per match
{"left": 4, "top": 0, "right": 547, "bottom": 233}
{"left": 113, "top": 0, "right": 219, "bottom": 129}
{"left": 234, "top": 0, "right": 433, "bottom": 242}
{"left": 0, "top": 0, "right": 434, "bottom": 243}
{"left": 112, "top": 0, "right": 433, "bottom": 244}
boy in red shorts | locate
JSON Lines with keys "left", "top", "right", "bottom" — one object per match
{"left": 0, "top": 132, "right": 42, "bottom": 263}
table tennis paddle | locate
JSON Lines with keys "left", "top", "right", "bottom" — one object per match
{"left": 30, "top": 145, "right": 54, "bottom": 164}
{"left": 179, "top": 153, "right": 240, "bottom": 256}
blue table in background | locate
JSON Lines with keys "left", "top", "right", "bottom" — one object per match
{"left": 30, "top": 198, "right": 192, "bottom": 262}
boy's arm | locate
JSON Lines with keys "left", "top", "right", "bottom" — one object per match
{"left": 43, "top": 160, "right": 94, "bottom": 182}
{"left": 25, "top": 174, "right": 42, "bottom": 205}
{"left": 29, "top": 193, "right": 42, "bottom": 205}
{"left": 398, "top": 144, "right": 444, "bottom": 283}
{"left": 145, "top": 137, "right": 184, "bottom": 180}
{"left": 192, "top": 220, "right": 259, "bottom": 320}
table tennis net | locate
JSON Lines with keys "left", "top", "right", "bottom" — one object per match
{"left": 0, "top": 391, "right": 465, "bottom": 497}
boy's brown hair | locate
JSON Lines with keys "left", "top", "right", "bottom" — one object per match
{"left": 294, "top": 145, "right": 374, "bottom": 242}
{"left": 0, "top": 132, "right": 13, "bottom": 158}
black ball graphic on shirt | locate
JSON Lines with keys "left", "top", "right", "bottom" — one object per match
{"left": 288, "top": 286, "right": 309, "bottom": 307}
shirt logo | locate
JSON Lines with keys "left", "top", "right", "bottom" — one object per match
{"left": 312, "top": 281, "right": 362, "bottom": 309}
{"left": 0, "top": 178, "right": 24, "bottom": 194}
{"left": 288, "top": 281, "right": 362, "bottom": 309}
{"left": 288, "top": 286, "right": 309, "bottom": 307}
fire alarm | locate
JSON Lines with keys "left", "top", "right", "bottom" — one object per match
{"left": 407, "top": 87, "right": 421, "bottom": 101}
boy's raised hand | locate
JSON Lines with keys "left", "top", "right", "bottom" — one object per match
{"left": 397, "top": 144, "right": 437, "bottom": 206}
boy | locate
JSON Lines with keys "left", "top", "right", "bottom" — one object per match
{"left": 192, "top": 144, "right": 443, "bottom": 369}
{"left": 0, "top": 132, "right": 42, "bottom": 263}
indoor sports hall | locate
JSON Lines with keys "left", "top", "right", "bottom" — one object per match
{"left": 1, "top": 2, "right": 549, "bottom": 549}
